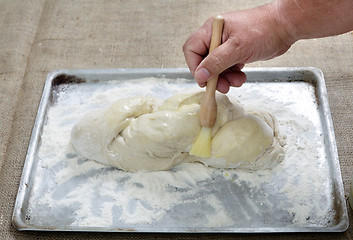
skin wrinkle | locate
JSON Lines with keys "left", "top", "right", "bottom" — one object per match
{"left": 293, "top": 0, "right": 305, "bottom": 13}
{"left": 209, "top": 48, "right": 230, "bottom": 72}
{"left": 250, "top": 28, "right": 264, "bottom": 36}
{"left": 267, "top": 3, "right": 295, "bottom": 48}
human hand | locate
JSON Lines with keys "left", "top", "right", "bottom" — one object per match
{"left": 183, "top": 3, "right": 294, "bottom": 93}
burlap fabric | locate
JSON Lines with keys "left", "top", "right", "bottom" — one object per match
{"left": 1, "top": 0, "right": 352, "bottom": 239}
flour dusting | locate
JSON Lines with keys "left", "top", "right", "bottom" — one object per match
{"left": 27, "top": 78, "right": 336, "bottom": 230}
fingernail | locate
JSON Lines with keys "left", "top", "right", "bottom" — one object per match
{"left": 199, "top": 82, "right": 206, "bottom": 88}
{"left": 195, "top": 67, "right": 210, "bottom": 82}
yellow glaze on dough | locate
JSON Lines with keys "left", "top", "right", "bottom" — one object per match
{"left": 208, "top": 115, "right": 274, "bottom": 168}
{"left": 71, "top": 91, "right": 284, "bottom": 172}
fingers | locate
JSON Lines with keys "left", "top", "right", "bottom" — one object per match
{"left": 183, "top": 16, "right": 248, "bottom": 91}
{"left": 217, "top": 68, "right": 247, "bottom": 93}
{"left": 194, "top": 38, "right": 244, "bottom": 84}
{"left": 220, "top": 67, "right": 247, "bottom": 87}
{"left": 183, "top": 20, "right": 212, "bottom": 76}
{"left": 184, "top": 34, "right": 247, "bottom": 89}
{"left": 217, "top": 76, "right": 230, "bottom": 93}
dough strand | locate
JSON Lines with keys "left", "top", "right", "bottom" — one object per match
{"left": 71, "top": 91, "right": 285, "bottom": 171}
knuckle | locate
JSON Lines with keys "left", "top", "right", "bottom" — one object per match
{"left": 211, "top": 53, "right": 226, "bottom": 69}
{"left": 207, "top": 51, "right": 228, "bottom": 74}
{"left": 182, "top": 38, "right": 192, "bottom": 53}
{"left": 228, "top": 37, "right": 242, "bottom": 50}
{"left": 182, "top": 42, "right": 187, "bottom": 52}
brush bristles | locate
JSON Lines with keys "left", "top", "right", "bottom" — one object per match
{"left": 189, "top": 127, "right": 212, "bottom": 158}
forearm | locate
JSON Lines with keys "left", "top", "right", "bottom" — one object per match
{"left": 271, "top": 0, "right": 353, "bottom": 43}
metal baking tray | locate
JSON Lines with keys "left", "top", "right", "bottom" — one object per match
{"left": 12, "top": 67, "right": 348, "bottom": 232}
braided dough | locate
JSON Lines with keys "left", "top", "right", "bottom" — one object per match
{"left": 71, "top": 91, "right": 284, "bottom": 171}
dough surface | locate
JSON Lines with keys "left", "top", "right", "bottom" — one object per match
{"left": 71, "top": 91, "right": 284, "bottom": 171}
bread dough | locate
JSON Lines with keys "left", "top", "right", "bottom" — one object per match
{"left": 71, "top": 91, "right": 284, "bottom": 171}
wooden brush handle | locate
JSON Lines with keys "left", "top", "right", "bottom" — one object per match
{"left": 199, "top": 15, "right": 224, "bottom": 128}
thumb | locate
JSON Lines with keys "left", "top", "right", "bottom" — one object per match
{"left": 194, "top": 39, "right": 242, "bottom": 83}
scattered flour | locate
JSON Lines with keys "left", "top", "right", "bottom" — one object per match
{"left": 27, "top": 78, "right": 336, "bottom": 231}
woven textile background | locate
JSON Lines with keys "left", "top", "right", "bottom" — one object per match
{"left": 1, "top": 0, "right": 352, "bottom": 239}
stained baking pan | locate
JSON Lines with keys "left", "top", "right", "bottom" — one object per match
{"left": 12, "top": 68, "right": 348, "bottom": 232}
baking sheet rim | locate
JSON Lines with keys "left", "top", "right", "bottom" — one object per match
{"left": 12, "top": 67, "right": 349, "bottom": 232}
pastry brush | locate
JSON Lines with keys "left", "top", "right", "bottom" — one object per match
{"left": 189, "top": 15, "right": 224, "bottom": 158}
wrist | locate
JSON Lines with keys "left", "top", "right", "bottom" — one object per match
{"left": 267, "top": 1, "right": 298, "bottom": 46}
{"left": 270, "top": 0, "right": 353, "bottom": 41}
